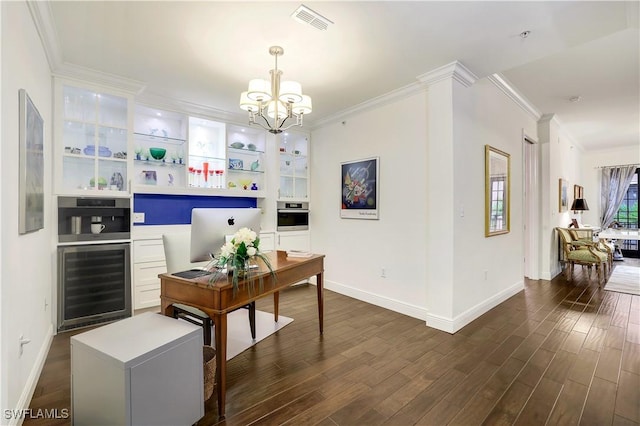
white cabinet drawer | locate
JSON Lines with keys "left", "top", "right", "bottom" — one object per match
{"left": 133, "top": 261, "right": 166, "bottom": 310}
{"left": 259, "top": 232, "right": 276, "bottom": 252}
{"left": 134, "top": 283, "right": 161, "bottom": 310}
{"left": 134, "top": 260, "right": 167, "bottom": 283}
{"left": 133, "top": 239, "right": 166, "bottom": 263}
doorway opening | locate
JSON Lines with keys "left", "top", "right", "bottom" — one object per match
{"left": 523, "top": 135, "right": 539, "bottom": 279}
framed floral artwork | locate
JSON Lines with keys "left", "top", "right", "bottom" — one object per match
{"left": 559, "top": 178, "right": 568, "bottom": 212}
{"left": 340, "top": 157, "right": 379, "bottom": 219}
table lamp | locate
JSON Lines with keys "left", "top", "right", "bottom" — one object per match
{"left": 569, "top": 198, "right": 589, "bottom": 227}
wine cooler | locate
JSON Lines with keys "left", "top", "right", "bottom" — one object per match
{"left": 57, "top": 243, "right": 131, "bottom": 331}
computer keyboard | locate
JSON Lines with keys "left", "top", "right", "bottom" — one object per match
{"left": 173, "top": 269, "right": 212, "bottom": 279}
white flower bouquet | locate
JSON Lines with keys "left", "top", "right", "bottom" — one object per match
{"left": 210, "top": 227, "right": 274, "bottom": 295}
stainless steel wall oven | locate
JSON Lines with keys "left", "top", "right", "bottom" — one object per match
{"left": 277, "top": 201, "right": 309, "bottom": 231}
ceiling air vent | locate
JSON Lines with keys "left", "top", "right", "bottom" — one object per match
{"left": 291, "top": 4, "right": 333, "bottom": 31}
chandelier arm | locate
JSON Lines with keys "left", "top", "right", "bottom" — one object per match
{"left": 278, "top": 116, "right": 304, "bottom": 133}
{"left": 248, "top": 116, "right": 275, "bottom": 133}
{"left": 257, "top": 111, "right": 275, "bottom": 130}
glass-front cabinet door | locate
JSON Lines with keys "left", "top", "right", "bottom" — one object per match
{"left": 56, "top": 81, "right": 131, "bottom": 195}
{"left": 279, "top": 131, "right": 309, "bottom": 200}
{"left": 226, "top": 124, "right": 266, "bottom": 193}
{"left": 188, "top": 117, "right": 226, "bottom": 189}
{"left": 133, "top": 105, "right": 187, "bottom": 189}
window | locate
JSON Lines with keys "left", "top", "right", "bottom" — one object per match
{"left": 613, "top": 168, "right": 639, "bottom": 256}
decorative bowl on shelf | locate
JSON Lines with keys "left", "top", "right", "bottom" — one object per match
{"left": 247, "top": 143, "right": 257, "bottom": 151}
{"left": 230, "top": 142, "right": 244, "bottom": 149}
{"left": 149, "top": 147, "right": 166, "bottom": 160}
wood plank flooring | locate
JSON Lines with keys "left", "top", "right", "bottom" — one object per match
{"left": 25, "top": 259, "right": 640, "bottom": 425}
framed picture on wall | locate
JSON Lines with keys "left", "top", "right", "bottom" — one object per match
{"left": 340, "top": 157, "right": 379, "bottom": 219}
{"left": 559, "top": 178, "right": 568, "bottom": 212}
{"left": 19, "top": 89, "right": 45, "bottom": 234}
{"left": 573, "top": 184, "right": 584, "bottom": 200}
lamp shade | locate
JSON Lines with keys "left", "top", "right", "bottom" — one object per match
{"left": 267, "top": 100, "right": 288, "bottom": 119}
{"left": 570, "top": 198, "right": 589, "bottom": 211}
{"left": 292, "top": 95, "right": 312, "bottom": 115}
{"left": 247, "top": 79, "right": 272, "bottom": 102}
{"left": 239, "top": 92, "right": 259, "bottom": 112}
{"left": 279, "top": 81, "right": 303, "bottom": 104}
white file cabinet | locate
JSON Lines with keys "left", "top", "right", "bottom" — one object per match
{"left": 71, "top": 312, "right": 203, "bottom": 426}
{"left": 133, "top": 238, "right": 166, "bottom": 309}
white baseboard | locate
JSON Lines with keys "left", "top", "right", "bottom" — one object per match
{"left": 324, "top": 279, "right": 523, "bottom": 334}
{"left": 12, "top": 324, "right": 54, "bottom": 426}
{"left": 541, "top": 266, "right": 562, "bottom": 281}
{"left": 324, "top": 279, "right": 429, "bottom": 321}
{"left": 426, "top": 281, "right": 524, "bottom": 334}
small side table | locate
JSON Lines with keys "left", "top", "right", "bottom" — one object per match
{"left": 71, "top": 312, "right": 203, "bottom": 426}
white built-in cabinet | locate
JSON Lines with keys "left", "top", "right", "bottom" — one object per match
{"left": 53, "top": 81, "right": 314, "bottom": 309}
{"left": 276, "top": 231, "right": 311, "bottom": 252}
{"left": 132, "top": 239, "right": 167, "bottom": 310}
{"left": 278, "top": 131, "right": 309, "bottom": 200}
{"left": 132, "top": 105, "right": 267, "bottom": 197}
{"left": 54, "top": 79, "right": 133, "bottom": 196}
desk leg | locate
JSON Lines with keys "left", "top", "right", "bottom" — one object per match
{"left": 273, "top": 291, "right": 279, "bottom": 322}
{"left": 317, "top": 271, "right": 324, "bottom": 334}
{"left": 213, "top": 313, "right": 227, "bottom": 418}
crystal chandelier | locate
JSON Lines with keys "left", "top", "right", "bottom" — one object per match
{"left": 239, "top": 46, "right": 312, "bottom": 134}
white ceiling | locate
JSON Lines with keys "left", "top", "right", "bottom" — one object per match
{"left": 43, "top": 1, "right": 639, "bottom": 151}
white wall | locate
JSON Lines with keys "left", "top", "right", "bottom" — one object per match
{"left": 538, "top": 116, "right": 585, "bottom": 279}
{"left": 582, "top": 145, "right": 640, "bottom": 226}
{"left": 1, "top": 2, "right": 54, "bottom": 419}
{"left": 311, "top": 92, "right": 430, "bottom": 320}
{"left": 450, "top": 78, "right": 536, "bottom": 323}
{"left": 311, "top": 73, "right": 539, "bottom": 333}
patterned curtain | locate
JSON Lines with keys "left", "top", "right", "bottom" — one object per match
{"left": 600, "top": 165, "right": 637, "bottom": 229}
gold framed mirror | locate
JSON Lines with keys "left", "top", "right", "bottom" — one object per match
{"left": 485, "top": 145, "right": 510, "bottom": 237}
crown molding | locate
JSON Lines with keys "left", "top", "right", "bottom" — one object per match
{"left": 27, "top": 0, "right": 62, "bottom": 72}
{"left": 30, "top": 1, "right": 146, "bottom": 94}
{"left": 312, "top": 61, "right": 476, "bottom": 129}
{"left": 136, "top": 92, "right": 246, "bottom": 124}
{"left": 310, "top": 82, "right": 424, "bottom": 129}
{"left": 52, "top": 63, "right": 146, "bottom": 95}
{"left": 487, "top": 73, "right": 542, "bottom": 122}
{"left": 537, "top": 113, "right": 584, "bottom": 151}
{"left": 417, "top": 61, "right": 478, "bottom": 88}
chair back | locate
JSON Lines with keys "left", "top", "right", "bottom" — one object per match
{"left": 556, "top": 227, "right": 574, "bottom": 258}
{"left": 162, "top": 232, "right": 209, "bottom": 273}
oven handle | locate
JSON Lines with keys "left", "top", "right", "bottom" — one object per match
{"left": 278, "top": 209, "right": 310, "bottom": 213}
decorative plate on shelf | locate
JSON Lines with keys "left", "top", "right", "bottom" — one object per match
{"left": 229, "top": 158, "right": 243, "bottom": 170}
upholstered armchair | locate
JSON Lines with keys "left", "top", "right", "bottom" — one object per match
{"left": 556, "top": 227, "right": 608, "bottom": 286}
{"left": 568, "top": 229, "right": 614, "bottom": 270}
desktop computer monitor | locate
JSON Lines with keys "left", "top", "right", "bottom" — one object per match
{"left": 190, "top": 208, "right": 262, "bottom": 262}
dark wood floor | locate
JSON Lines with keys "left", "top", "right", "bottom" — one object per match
{"left": 26, "top": 260, "right": 639, "bottom": 426}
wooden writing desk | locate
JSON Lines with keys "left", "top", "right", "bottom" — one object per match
{"left": 159, "top": 250, "right": 324, "bottom": 418}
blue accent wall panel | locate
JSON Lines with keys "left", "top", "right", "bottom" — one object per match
{"left": 133, "top": 194, "right": 257, "bottom": 225}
